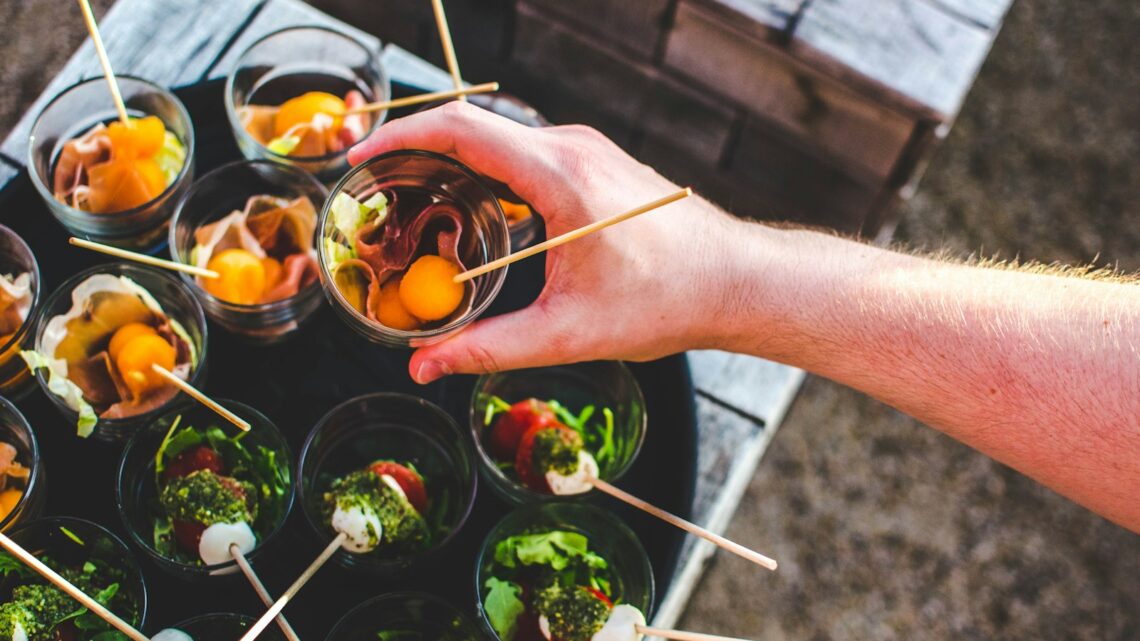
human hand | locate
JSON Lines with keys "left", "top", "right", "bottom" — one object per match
{"left": 348, "top": 102, "right": 745, "bottom": 383}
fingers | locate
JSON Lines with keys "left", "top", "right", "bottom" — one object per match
{"left": 348, "top": 102, "right": 553, "bottom": 208}
{"left": 408, "top": 303, "right": 579, "bottom": 383}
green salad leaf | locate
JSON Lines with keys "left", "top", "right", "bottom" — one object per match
{"left": 20, "top": 350, "right": 98, "bottom": 437}
{"left": 483, "top": 577, "right": 526, "bottom": 641}
{"left": 494, "top": 531, "right": 607, "bottom": 571}
{"left": 154, "top": 130, "right": 186, "bottom": 185}
{"left": 267, "top": 135, "right": 300, "bottom": 156}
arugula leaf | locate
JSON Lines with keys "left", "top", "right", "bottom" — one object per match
{"left": 595, "top": 408, "right": 616, "bottom": 466}
{"left": 0, "top": 551, "right": 34, "bottom": 579}
{"left": 377, "top": 631, "right": 423, "bottom": 641}
{"left": 494, "top": 531, "right": 606, "bottom": 571}
{"left": 482, "top": 395, "right": 513, "bottom": 426}
{"left": 483, "top": 577, "right": 525, "bottom": 641}
{"left": 154, "top": 415, "right": 186, "bottom": 484}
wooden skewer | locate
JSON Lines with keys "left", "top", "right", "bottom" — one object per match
{"left": 230, "top": 545, "right": 302, "bottom": 641}
{"left": 69, "top": 238, "right": 220, "bottom": 279}
{"left": 431, "top": 0, "right": 466, "bottom": 102}
{"left": 150, "top": 365, "right": 251, "bottom": 432}
{"left": 636, "top": 626, "right": 756, "bottom": 641}
{"left": 77, "top": 0, "right": 129, "bottom": 125}
{"left": 454, "top": 187, "right": 693, "bottom": 283}
{"left": 590, "top": 477, "right": 777, "bottom": 571}
{"left": 341, "top": 82, "right": 499, "bottom": 116}
{"left": 239, "top": 532, "right": 347, "bottom": 641}
{"left": 0, "top": 533, "right": 150, "bottom": 641}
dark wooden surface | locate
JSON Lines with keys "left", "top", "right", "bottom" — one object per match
{"left": 0, "top": 0, "right": 804, "bottom": 629}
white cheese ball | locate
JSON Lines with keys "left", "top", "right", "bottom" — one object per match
{"left": 152, "top": 629, "right": 195, "bottom": 641}
{"left": 546, "top": 450, "right": 600, "bottom": 496}
{"left": 379, "top": 474, "right": 408, "bottom": 500}
{"left": 198, "top": 521, "right": 256, "bottom": 565}
{"left": 332, "top": 504, "right": 383, "bottom": 553}
{"left": 11, "top": 620, "right": 28, "bottom": 641}
{"left": 591, "top": 605, "right": 646, "bottom": 641}
{"left": 538, "top": 615, "right": 552, "bottom": 641}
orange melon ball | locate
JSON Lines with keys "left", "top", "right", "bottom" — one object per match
{"left": 115, "top": 333, "right": 176, "bottom": 398}
{"left": 274, "top": 92, "right": 345, "bottom": 137}
{"left": 398, "top": 255, "right": 464, "bottom": 322}
{"left": 108, "top": 322, "right": 158, "bottom": 362}
{"left": 86, "top": 157, "right": 167, "bottom": 213}
{"left": 375, "top": 278, "right": 421, "bottom": 331}
{"left": 106, "top": 115, "right": 166, "bottom": 159}
{"left": 204, "top": 248, "right": 267, "bottom": 305}
{"left": 0, "top": 488, "right": 21, "bottom": 521}
{"left": 261, "top": 257, "right": 284, "bottom": 290}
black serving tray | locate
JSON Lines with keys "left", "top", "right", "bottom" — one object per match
{"left": 0, "top": 79, "right": 698, "bottom": 637}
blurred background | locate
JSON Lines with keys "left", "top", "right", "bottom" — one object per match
{"left": 2, "top": 0, "right": 1137, "bottom": 639}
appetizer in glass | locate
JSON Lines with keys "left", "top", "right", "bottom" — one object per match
{"left": 23, "top": 264, "right": 207, "bottom": 440}
{"left": 225, "top": 26, "right": 388, "bottom": 180}
{"left": 328, "top": 592, "right": 483, "bottom": 641}
{"left": 0, "top": 399, "right": 42, "bottom": 532}
{"left": 0, "top": 517, "right": 147, "bottom": 641}
{"left": 471, "top": 362, "right": 646, "bottom": 504}
{"left": 0, "top": 226, "right": 41, "bottom": 399}
{"left": 170, "top": 160, "right": 327, "bottom": 341}
{"left": 299, "top": 392, "right": 477, "bottom": 573}
{"left": 150, "top": 613, "right": 285, "bottom": 641}
{"left": 476, "top": 504, "right": 653, "bottom": 641}
{"left": 318, "top": 150, "right": 509, "bottom": 347}
{"left": 116, "top": 402, "right": 293, "bottom": 580}
{"left": 28, "top": 76, "right": 195, "bottom": 250}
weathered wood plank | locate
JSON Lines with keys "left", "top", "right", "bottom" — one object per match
{"left": 664, "top": 0, "right": 917, "bottom": 185}
{"left": 791, "top": 0, "right": 995, "bottom": 119}
{"left": 381, "top": 44, "right": 467, "bottom": 93}
{"left": 0, "top": 0, "right": 263, "bottom": 164}
{"left": 925, "top": 0, "right": 1012, "bottom": 29}
{"left": 519, "top": 0, "right": 673, "bottom": 60}
{"left": 683, "top": 0, "right": 806, "bottom": 40}
{"left": 689, "top": 351, "right": 805, "bottom": 425}
{"left": 205, "top": 0, "right": 380, "bottom": 80}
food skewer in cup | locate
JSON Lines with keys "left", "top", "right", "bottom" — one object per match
{"left": 230, "top": 544, "right": 301, "bottom": 641}
{"left": 69, "top": 237, "right": 219, "bottom": 279}
{"left": 431, "top": 0, "right": 466, "bottom": 101}
{"left": 342, "top": 82, "right": 499, "bottom": 115}
{"left": 238, "top": 532, "right": 347, "bottom": 641}
{"left": 0, "top": 532, "right": 149, "bottom": 641}
{"left": 76, "top": 0, "right": 127, "bottom": 125}
{"left": 453, "top": 188, "right": 693, "bottom": 283}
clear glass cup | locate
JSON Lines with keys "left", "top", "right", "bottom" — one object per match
{"left": 169, "top": 160, "right": 328, "bottom": 342}
{"left": 474, "top": 503, "right": 654, "bottom": 641}
{"left": 115, "top": 400, "right": 295, "bottom": 581}
{"left": 27, "top": 75, "right": 196, "bottom": 252}
{"left": 0, "top": 225, "right": 42, "bottom": 398}
{"left": 5, "top": 517, "right": 149, "bottom": 634}
{"left": 298, "top": 392, "right": 478, "bottom": 575}
{"left": 224, "top": 26, "right": 389, "bottom": 181}
{"left": 0, "top": 397, "right": 45, "bottom": 532}
{"left": 470, "top": 361, "right": 647, "bottom": 504}
{"left": 328, "top": 592, "right": 484, "bottom": 641}
{"left": 153, "top": 613, "right": 285, "bottom": 641}
{"left": 416, "top": 95, "right": 550, "bottom": 250}
{"left": 30, "top": 262, "right": 209, "bottom": 443}
{"left": 316, "top": 150, "right": 510, "bottom": 347}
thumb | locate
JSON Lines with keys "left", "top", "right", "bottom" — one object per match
{"left": 408, "top": 304, "right": 571, "bottom": 383}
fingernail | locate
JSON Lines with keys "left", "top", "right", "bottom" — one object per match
{"left": 415, "top": 360, "right": 451, "bottom": 384}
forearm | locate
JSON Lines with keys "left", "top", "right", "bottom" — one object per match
{"left": 717, "top": 222, "right": 1140, "bottom": 530}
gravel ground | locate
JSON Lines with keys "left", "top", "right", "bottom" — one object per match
{"left": 678, "top": 2, "right": 1140, "bottom": 640}
{"left": 1, "top": 1, "right": 1136, "bottom": 639}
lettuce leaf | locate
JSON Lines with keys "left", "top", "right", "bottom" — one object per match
{"left": 154, "top": 131, "right": 186, "bottom": 185}
{"left": 331, "top": 191, "right": 387, "bottom": 241}
{"left": 20, "top": 350, "right": 97, "bottom": 437}
{"left": 483, "top": 577, "right": 525, "bottom": 641}
{"left": 267, "top": 135, "right": 300, "bottom": 156}
{"left": 494, "top": 531, "right": 607, "bottom": 571}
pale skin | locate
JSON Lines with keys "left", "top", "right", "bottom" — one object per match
{"left": 349, "top": 102, "right": 1140, "bottom": 533}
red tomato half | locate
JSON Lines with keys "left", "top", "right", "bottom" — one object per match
{"left": 164, "top": 445, "right": 224, "bottom": 479}
{"left": 369, "top": 461, "right": 429, "bottom": 514}
{"left": 489, "top": 399, "right": 559, "bottom": 461}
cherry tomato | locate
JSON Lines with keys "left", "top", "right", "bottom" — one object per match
{"left": 369, "top": 461, "right": 428, "bottom": 514}
{"left": 514, "top": 423, "right": 577, "bottom": 492}
{"left": 583, "top": 586, "right": 613, "bottom": 608}
{"left": 489, "top": 399, "right": 559, "bottom": 461}
{"left": 164, "top": 445, "right": 224, "bottom": 479}
{"left": 172, "top": 519, "right": 206, "bottom": 554}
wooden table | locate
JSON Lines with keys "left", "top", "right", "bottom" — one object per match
{"left": 0, "top": 0, "right": 804, "bottom": 628}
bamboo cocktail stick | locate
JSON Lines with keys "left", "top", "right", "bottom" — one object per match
{"left": 231, "top": 544, "right": 302, "bottom": 641}
{"left": 590, "top": 477, "right": 778, "bottom": 571}
{"left": 77, "top": 0, "right": 130, "bottom": 125}
{"left": 636, "top": 626, "right": 757, "bottom": 641}
{"left": 342, "top": 82, "right": 499, "bottom": 116}
{"left": 453, "top": 188, "right": 693, "bottom": 283}
{"left": 0, "top": 533, "right": 150, "bottom": 641}
{"left": 150, "top": 365, "right": 251, "bottom": 432}
{"left": 238, "top": 533, "right": 347, "bottom": 641}
{"left": 69, "top": 238, "right": 220, "bottom": 279}
{"left": 431, "top": 0, "right": 466, "bottom": 101}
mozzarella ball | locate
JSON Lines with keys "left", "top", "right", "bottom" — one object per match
{"left": 332, "top": 504, "right": 383, "bottom": 553}
{"left": 591, "top": 605, "right": 646, "bottom": 641}
{"left": 198, "top": 522, "right": 256, "bottom": 565}
{"left": 152, "top": 629, "right": 195, "bottom": 641}
{"left": 546, "top": 450, "right": 601, "bottom": 496}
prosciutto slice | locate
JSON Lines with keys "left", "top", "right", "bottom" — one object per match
{"left": 0, "top": 273, "right": 32, "bottom": 339}
{"left": 238, "top": 90, "right": 371, "bottom": 156}
{"left": 192, "top": 195, "right": 319, "bottom": 302}
{"left": 52, "top": 124, "right": 113, "bottom": 209}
